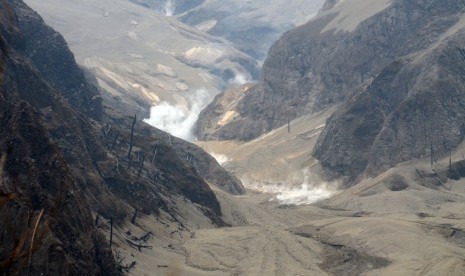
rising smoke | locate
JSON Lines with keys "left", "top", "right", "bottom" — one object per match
{"left": 163, "top": 0, "right": 175, "bottom": 16}
{"left": 230, "top": 71, "right": 247, "bottom": 85}
{"left": 143, "top": 89, "right": 209, "bottom": 141}
{"left": 208, "top": 152, "right": 230, "bottom": 165}
{"left": 243, "top": 168, "right": 337, "bottom": 205}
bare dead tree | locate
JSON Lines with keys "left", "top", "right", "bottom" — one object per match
{"left": 151, "top": 146, "right": 158, "bottom": 164}
{"left": 186, "top": 153, "right": 193, "bottom": 164}
{"left": 193, "top": 160, "right": 199, "bottom": 173}
{"left": 287, "top": 116, "right": 290, "bottom": 133}
{"left": 449, "top": 150, "right": 452, "bottom": 171}
{"left": 115, "top": 158, "right": 120, "bottom": 173}
{"left": 110, "top": 217, "right": 114, "bottom": 248}
{"left": 103, "top": 123, "right": 111, "bottom": 138}
{"left": 127, "top": 115, "right": 137, "bottom": 160}
{"left": 121, "top": 261, "right": 136, "bottom": 272}
{"left": 110, "top": 131, "right": 119, "bottom": 152}
{"left": 139, "top": 231, "right": 153, "bottom": 242}
{"left": 128, "top": 155, "right": 133, "bottom": 170}
{"left": 137, "top": 153, "right": 146, "bottom": 178}
{"left": 131, "top": 208, "right": 138, "bottom": 224}
{"left": 125, "top": 239, "right": 152, "bottom": 251}
{"left": 430, "top": 140, "right": 434, "bottom": 166}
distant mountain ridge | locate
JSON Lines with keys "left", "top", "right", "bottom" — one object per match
{"left": 129, "top": 0, "right": 325, "bottom": 60}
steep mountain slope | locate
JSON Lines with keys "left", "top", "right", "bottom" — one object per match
{"left": 24, "top": 0, "right": 258, "bottom": 124}
{"left": 198, "top": 0, "right": 464, "bottom": 139}
{"left": 1, "top": 0, "right": 243, "bottom": 273}
{"left": 197, "top": 0, "right": 465, "bottom": 179}
{"left": 314, "top": 35, "right": 465, "bottom": 177}
{"left": 312, "top": 1, "right": 465, "bottom": 178}
{"left": 14, "top": 1, "right": 103, "bottom": 120}
{"left": 1, "top": 2, "right": 116, "bottom": 273}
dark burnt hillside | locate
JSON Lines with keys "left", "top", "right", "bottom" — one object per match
{"left": 12, "top": 0, "right": 103, "bottom": 119}
{"left": 0, "top": 0, "right": 243, "bottom": 274}
{"left": 0, "top": 2, "right": 117, "bottom": 273}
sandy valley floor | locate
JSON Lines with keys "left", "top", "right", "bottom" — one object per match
{"left": 107, "top": 111, "right": 465, "bottom": 275}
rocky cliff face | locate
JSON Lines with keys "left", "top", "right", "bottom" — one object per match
{"left": 0, "top": 0, "right": 243, "bottom": 273}
{"left": 197, "top": 0, "right": 465, "bottom": 179}
{"left": 314, "top": 28, "right": 465, "bottom": 178}
{"left": 199, "top": 0, "right": 465, "bottom": 140}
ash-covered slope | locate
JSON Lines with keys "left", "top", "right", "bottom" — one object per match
{"left": 177, "top": 0, "right": 325, "bottom": 60}
{"left": 0, "top": 0, "right": 243, "bottom": 273}
{"left": 129, "top": 0, "right": 325, "bottom": 60}
{"left": 24, "top": 0, "right": 258, "bottom": 122}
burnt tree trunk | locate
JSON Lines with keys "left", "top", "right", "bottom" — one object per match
{"left": 110, "top": 217, "right": 114, "bottom": 248}
{"left": 137, "top": 153, "right": 146, "bottom": 178}
{"left": 131, "top": 209, "right": 138, "bottom": 225}
{"left": 110, "top": 131, "right": 119, "bottom": 151}
{"left": 127, "top": 115, "right": 137, "bottom": 160}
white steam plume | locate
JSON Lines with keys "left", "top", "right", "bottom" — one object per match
{"left": 208, "top": 152, "right": 230, "bottom": 165}
{"left": 232, "top": 72, "right": 247, "bottom": 85}
{"left": 144, "top": 89, "right": 209, "bottom": 141}
{"left": 163, "top": 0, "right": 175, "bottom": 16}
{"left": 242, "top": 168, "right": 337, "bottom": 205}
{"left": 228, "top": 70, "right": 249, "bottom": 85}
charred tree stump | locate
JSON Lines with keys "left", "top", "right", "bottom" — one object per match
{"left": 127, "top": 115, "right": 137, "bottom": 160}
{"left": 151, "top": 146, "right": 158, "bottom": 164}
{"left": 287, "top": 117, "right": 290, "bottom": 133}
{"left": 430, "top": 140, "right": 434, "bottom": 166}
{"left": 131, "top": 209, "right": 138, "bottom": 225}
{"left": 110, "top": 217, "right": 114, "bottom": 248}
{"left": 137, "top": 153, "right": 146, "bottom": 178}
{"left": 110, "top": 131, "right": 119, "bottom": 152}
